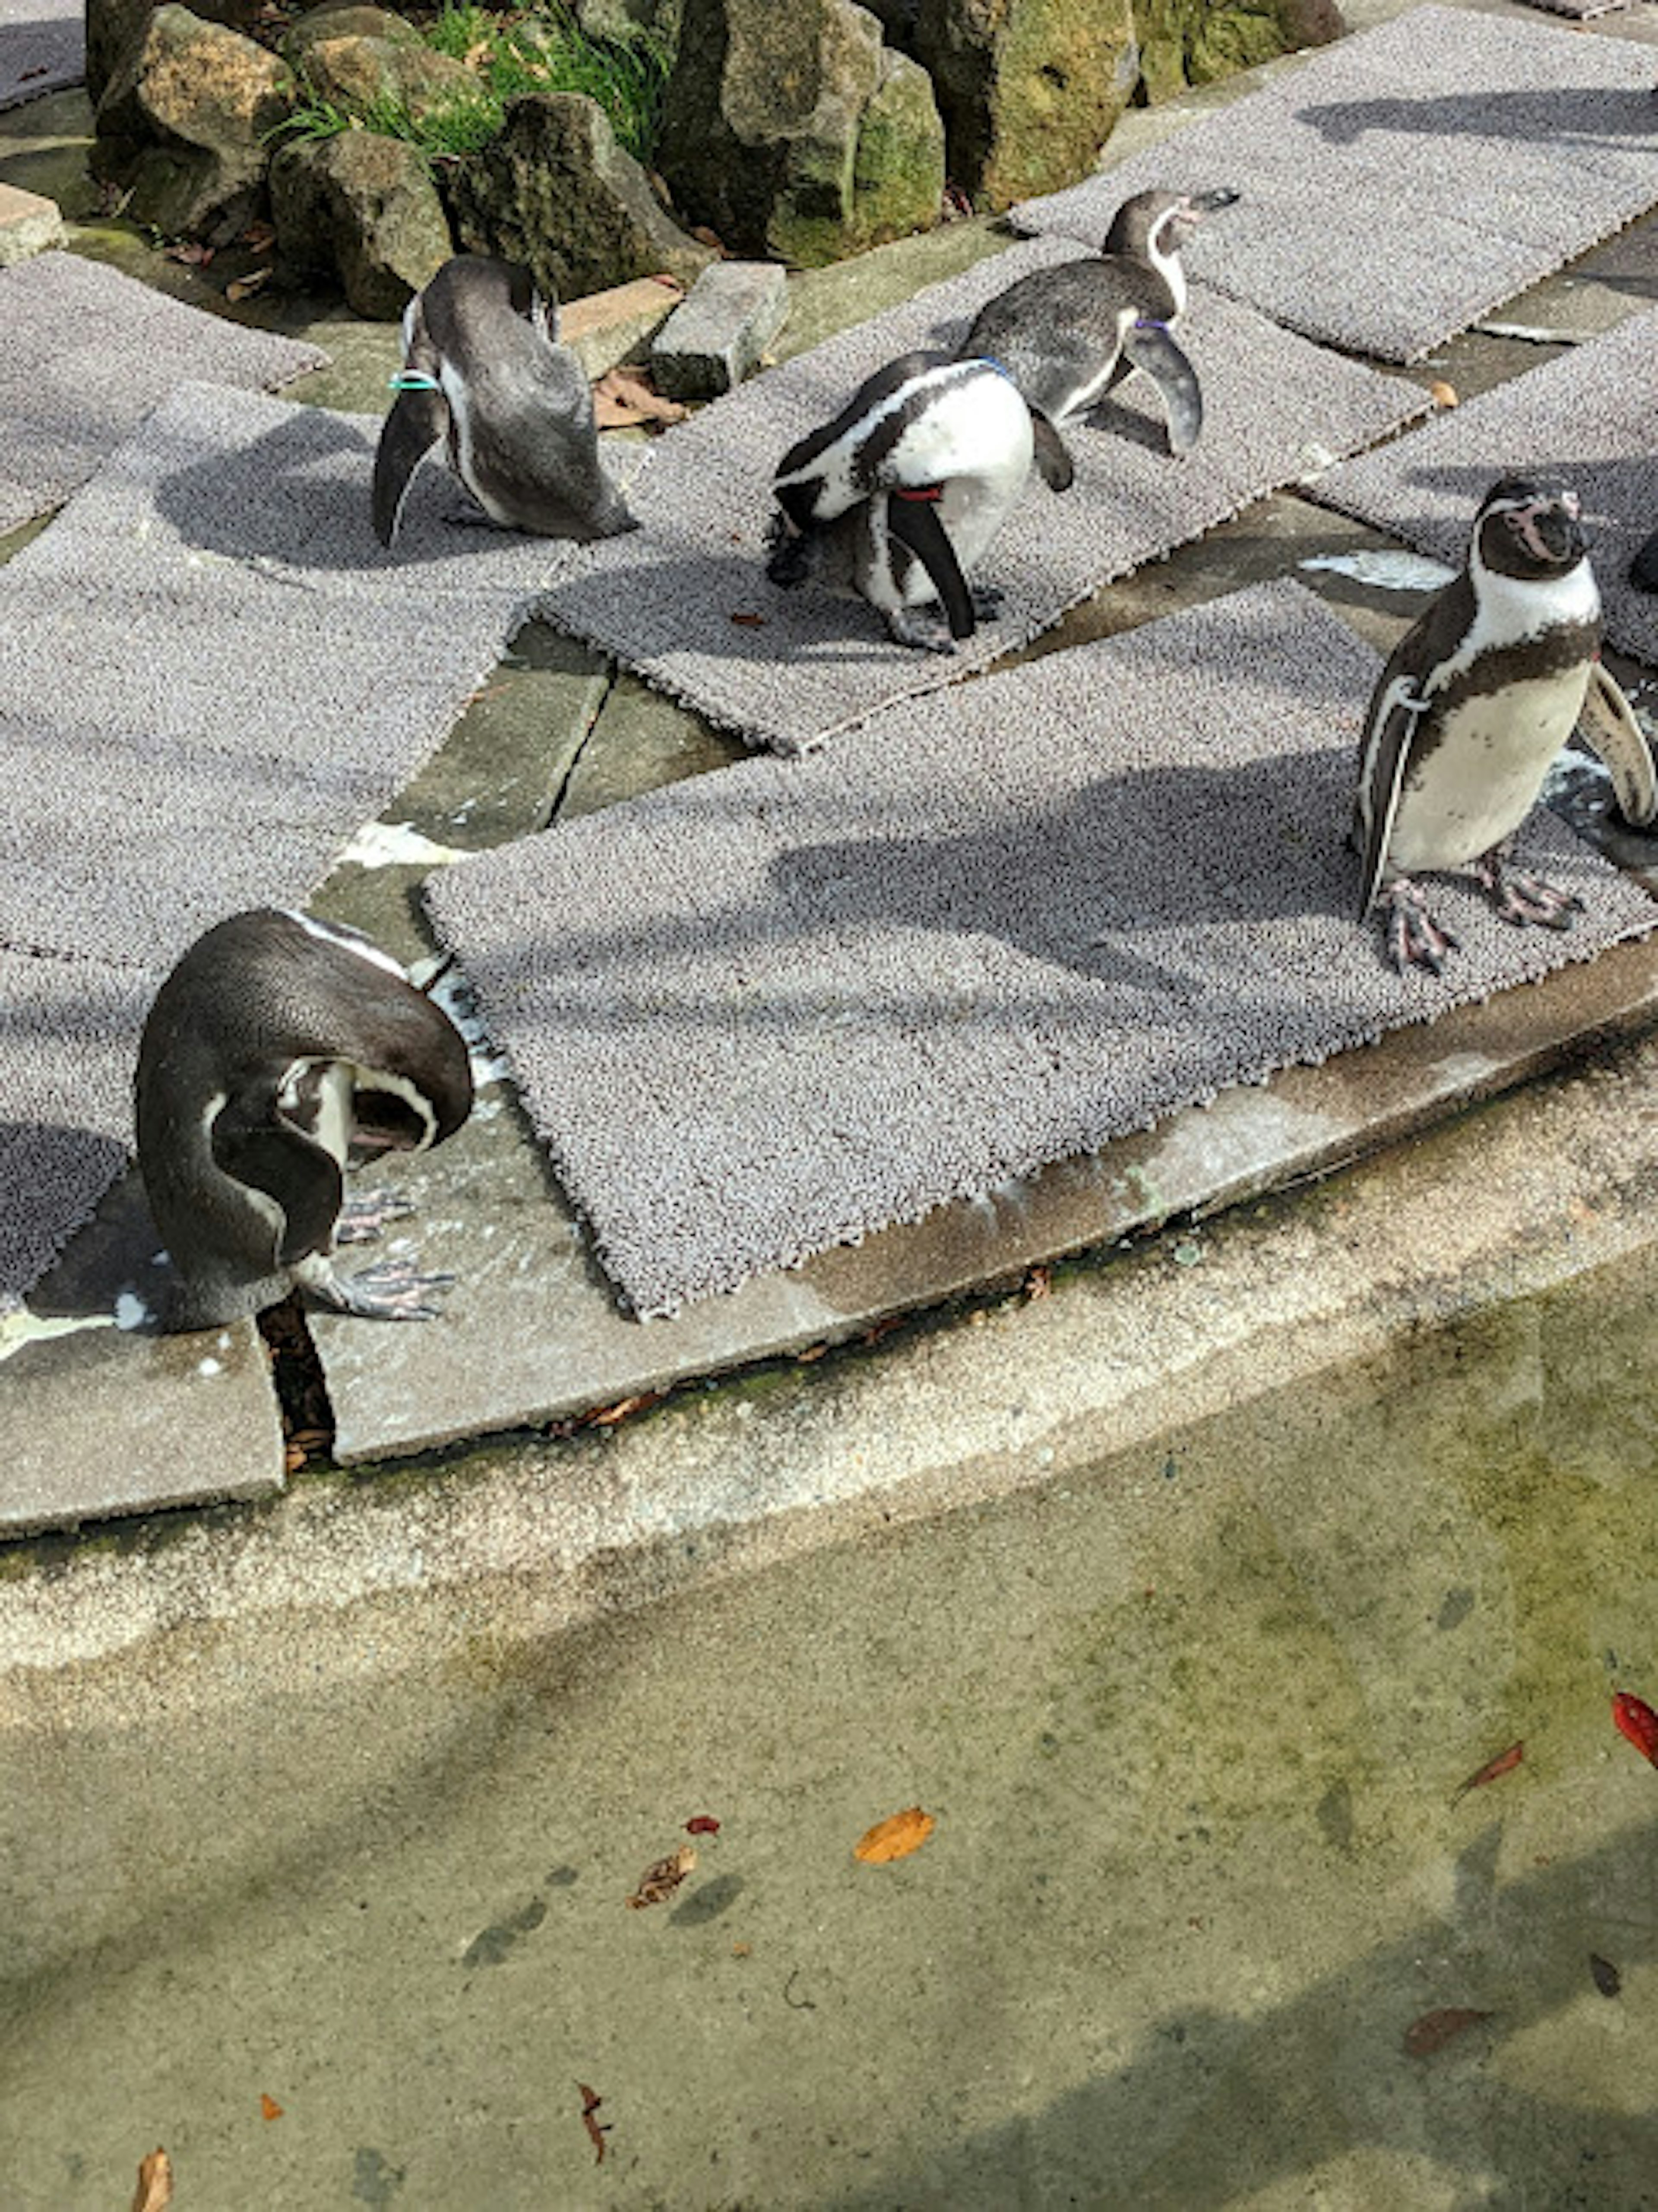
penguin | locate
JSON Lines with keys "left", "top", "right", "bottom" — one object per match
{"left": 373, "top": 253, "right": 637, "bottom": 551}
{"left": 135, "top": 909, "right": 475, "bottom": 1331}
{"left": 765, "top": 350, "right": 1074, "bottom": 653}
{"left": 1354, "top": 475, "right": 1658, "bottom": 975}
{"left": 958, "top": 187, "right": 1239, "bottom": 457}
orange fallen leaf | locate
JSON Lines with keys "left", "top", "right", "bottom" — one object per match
{"left": 1402, "top": 2006, "right": 1492, "bottom": 2057}
{"left": 260, "top": 2092, "right": 283, "bottom": 2121}
{"left": 226, "top": 266, "right": 273, "bottom": 303}
{"left": 625, "top": 1842, "right": 696, "bottom": 1908}
{"left": 132, "top": 2148, "right": 173, "bottom": 2212}
{"left": 577, "top": 2082, "right": 610, "bottom": 2164}
{"left": 240, "top": 219, "right": 277, "bottom": 253}
{"left": 854, "top": 1806, "right": 935, "bottom": 1864}
{"left": 1429, "top": 380, "right": 1458, "bottom": 408}
{"left": 592, "top": 368, "right": 687, "bottom": 432}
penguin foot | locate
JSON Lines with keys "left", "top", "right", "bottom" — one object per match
{"left": 1473, "top": 852, "right": 1584, "bottom": 931}
{"left": 884, "top": 607, "right": 961, "bottom": 655}
{"left": 1382, "top": 880, "right": 1461, "bottom": 976}
{"left": 307, "top": 1256, "right": 456, "bottom": 1323}
{"left": 335, "top": 1189, "right": 419, "bottom": 1246}
{"left": 970, "top": 583, "right": 1005, "bottom": 620}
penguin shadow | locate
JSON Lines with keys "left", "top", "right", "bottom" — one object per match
{"left": 149, "top": 407, "right": 517, "bottom": 576}
{"left": 2, "top": 1129, "right": 161, "bottom": 1328}
{"left": 1298, "top": 83, "right": 1658, "bottom": 157}
{"left": 771, "top": 750, "right": 1358, "bottom": 1013}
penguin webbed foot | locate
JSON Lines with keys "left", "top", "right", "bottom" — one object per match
{"left": 884, "top": 606, "right": 962, "bottom": 655}
{"left": 335, "top": 1189, "right": 419, "bottom": 1246}
{"left": 970, "top": 582, "right": 1005, "bottom": 620}
{"left": 306, "top": 1256, "right": 456, "bottom": 1323}
{"left": 1381, "top": 879, "right": 1461, "bottom": 977}
{"left": 764, "top": 509, "right": 816, "bottom": 590}
{"left": 1472, "top": 849, "right": 1584, "bottom": 932}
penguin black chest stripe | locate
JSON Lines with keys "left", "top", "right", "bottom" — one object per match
{"left": 1405, "top": 620, "right": 1601, "bottom": 779}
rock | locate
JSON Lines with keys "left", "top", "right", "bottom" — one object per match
{"left": 656, "top": 0, "right": 944, "bottom": 266}
{"left": 444, "top": 92, "right": 714, "bottom": 304}
{"left": 572, "top": 0, "right": 682, "bottom": 44}
{"left": 281, "top": 3, "right": 424, "bottom": 62}
{"left": 0, "top": 184, "right": 67, "bottom": 264}
{"left": 94, "top": 5, "right": 295, "bottom": 244}
{"left": 1135, "top": 0, "right": 1342, "bottom": 104}
{"left": 270, "top": 128, "right": 453, "bottom": 315}
{"left": 906, "top": 0, "right": 1139, "bottom": 210}
{"left": 295, "top": 32, "right": 485, "bottom": 128}
{"left": 85, "top": 0, "right": 263, "bottom": 105}
{"left": 651, "top": 259, "right": 787, "bottom": 398}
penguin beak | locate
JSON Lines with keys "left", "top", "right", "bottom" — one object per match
{"left": 1188, "top": 187, "right": 1241, "bottom": 215}
{"left": 1507, "top": 491, "right": 1583, "bottom": 565}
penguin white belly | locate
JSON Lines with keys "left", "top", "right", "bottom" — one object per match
{"left": 1389, "top": 665, "right": 1592, "bottom": 876}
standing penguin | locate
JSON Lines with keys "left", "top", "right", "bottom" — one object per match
{"left": 136, "top": 909, "right": 475, "bottom": 1331}
{"left": 958, "top": 187, "right": 1239, "bottom": 456}
{"left": 765, "top": 350, "right": 1073, "bottom": 652}
{"left": 1354, "top": 475, "right": 1658, "bottom": 975}
{"left": 373, "top": 253, "right": 636, "bottom": 550}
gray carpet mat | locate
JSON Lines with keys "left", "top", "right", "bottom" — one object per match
{"left": 0, "top": 948, "right": 157, "bottom": 1315}
{"left": 1012, "top": 6, "right": 1658, "bottom": 364}
{"left": 539, "top": 235, "right": 1427, "bottom": 753}
{"left": 0, "top": 253, "right": 329, "bottom": 534}
{"left": 1308, "top": 303, "right": 1658, "bottom": 668}
{"left": 0, "top": 377, "right": 595, "bottom": 972}
{"left": 424, "top": 580, "right": 1658, "bottom": 1321}
{"left": 0, "top": 0, "right": 82, "bottom": 108}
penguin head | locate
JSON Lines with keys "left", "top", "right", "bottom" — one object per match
{"left": 1102, "top": 187, "right": 1238, "bottom": 263}
{"left": 1474, "top": 477, "right": 1586, "bottom": 579}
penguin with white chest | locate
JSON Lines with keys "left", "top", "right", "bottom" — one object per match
{"left": 959, "top": 187, "right": 1238, "bottom": 457}
{"left": 766, "top": 350, "right": 1074, "bottom": 652}
{"left": 136, "top": 910, "right": 475, "bottom": 1331}
{"left": 373, "top": 254, "right": 636, "bottom": 550}
{"left": 1355, "top": 476, "right": 1658, "bottom": 975}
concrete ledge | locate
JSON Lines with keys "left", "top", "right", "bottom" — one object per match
{"left": 560, "top": 273, "right": 686, "bottom": 380}
{"left": 0, "top": 182, "right": 63, "bottom": 263}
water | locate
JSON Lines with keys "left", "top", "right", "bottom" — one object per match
{"left": 4, "top": 1249, "right": 1658, "bottom": 2208}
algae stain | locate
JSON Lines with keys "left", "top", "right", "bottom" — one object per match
{"left": 461, "top": 1894, "right": 547, "bottom": 1968}
{"left": 351, "top": 2147, "right": 406, "bottom": 2205}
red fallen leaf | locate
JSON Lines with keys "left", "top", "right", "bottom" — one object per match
{"left": 259, "top": 2092, "right": 283, "bottom": 2120}
{"left": 1612, "top": 1690, "right": 1658, "bottom": 1767}
{"left": 1451, "top": 1740, "right": 1523, "bottom": 1804}
{"left": 131, "top": 2149, "right": 173, "bottom": 2212}
{"left": 685, "top": 1815, "right": 721, "bottom": 1836}
{"left": 577, "top": 2082, "right": 611, "bottom": 2165}
{"left": 1402, "top": 2006, "right": 1493, "bottom": 2057}
{"left": 18, "top": 63, "right": 45, "bottom": 79}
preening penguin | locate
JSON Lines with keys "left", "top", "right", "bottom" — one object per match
{"left": 373, "top": 253, "right": 636, "bottom": 550}
{"left": 1354, "top": 476, "right": 1658, "bottom": 975}
{"left": 136, "top": 909, "right": 475, "bottom": 1331}
{"left": 766, "top": 350, "right": 1074, "bottom": 653}
{"left": 959, "top": 187, "right": 1238, "bottom": 456}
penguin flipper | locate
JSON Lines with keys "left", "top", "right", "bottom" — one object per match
{"left": 1355, "top": 674, "right": 1425, "bottom": 922}
{"left": 887, "top": 491, "right": 976, "bottom": 642}
{"left": 1120, "top": 321, "right": 1203, "bottom": 456}
{"left": 212, "top": 1104, "right": 344, "bottom": 1269}
{"left": 372, "top": 383, "right": 450, "bottom": 549}
{"left": 1029, "top": 409, "right": 1075, "bottom": 494}
{"left": 1578, "top": 662, "right": 1658, "bottom": 829}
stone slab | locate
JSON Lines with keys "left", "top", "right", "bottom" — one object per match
{"left": 561, "top": 272, "right": 686, "bottom": 379}
{"left": 0, "top": 181, "right": 62, "bottom": 262}
{"left": 0, "top": 1168, "right": 285, "bottom": 1536}
{"left": 652, "top": 259, "right": 789, "bottom": 399}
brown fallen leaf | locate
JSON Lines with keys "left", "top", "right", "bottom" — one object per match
{"left": 1024, "top": 1264, "right": 1051, "bottom": 1301}
{"left": 226, "top": 266, "right": 273, "bottom": 303}
{"left": 1429, "top": 380, "right": 1459, "bottom": 408}
{"left": 132, "top": 2147, "right": 174, "bottom": 2212}
{"left": 577, "top": 2082, "right": 611, "bottom": 2165}
{"left": 854, "top": 1806, "right": 936, "bottom": 1865}
{"left": 240, "top": 219, "right": 277, "bottom": 253}
{"left": 1402, "top": 2006, "right": 1493, "bottom": 2057}
{"left": 165, "top": 241, "right": 214, "bottom": 266}
{"left": 730, "top": 611, "right": 767, "bottom": 628}
{"left": 1589, "top": 1953, "right": 1622, "bottom": 1998}
{"left": 587, "top": 1390, "right": 661, "bottom": 1427}
{"left": 690, "top": 224, "right": 727, "bottom": 254}
{"left": 260, "top": 2092, "right": 284, "bottom": 2120}
{"left": 1451, "top": 1740, "right": 1523, "bottom": 1804}
{"left": 591, "top": 368, "right": 688, "bottom": 432}
{"left": 626, "top": 1842, "right": 696, "bottom": 1908}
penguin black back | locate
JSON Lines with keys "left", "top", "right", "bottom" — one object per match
{"left": 136, "top": 910, "right": 474, "bottom": 1330}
